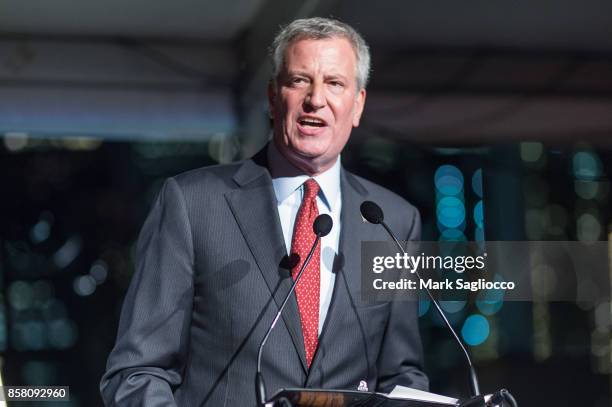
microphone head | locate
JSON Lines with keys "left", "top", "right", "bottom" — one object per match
{"left": 360, "top": 201, "right": 384, "bottom": 224}
{"left": 313, "top": 214, "right": 333, "bottom": 237}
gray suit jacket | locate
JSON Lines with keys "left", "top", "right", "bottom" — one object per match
{"left": 100, "top": 150, "right": 428, "bottom": 406}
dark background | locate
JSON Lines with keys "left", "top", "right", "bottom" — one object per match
{"left": 1, "top": 1, "right": 611, "bottom": 405}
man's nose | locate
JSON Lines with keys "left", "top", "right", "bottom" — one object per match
{"left": 304, "top": 82, "right": 326, "bottom": 110}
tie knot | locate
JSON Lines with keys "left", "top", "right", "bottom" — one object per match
{"left": 303, "top": 179, "right": 320, "bottom": 201}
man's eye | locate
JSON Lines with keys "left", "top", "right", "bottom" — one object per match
{"left": 292, "top": 77, "right": 307, "bottom": 84}
{"left": 329, "top": 81, "right": 344, "bottom": 88}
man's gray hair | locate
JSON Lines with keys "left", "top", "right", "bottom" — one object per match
{"left": 270, "top": 17, "right": 371, "bottom": 89}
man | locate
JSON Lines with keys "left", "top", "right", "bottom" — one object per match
{"left": 101, "top": 17, "right": 428, "bottom": 406}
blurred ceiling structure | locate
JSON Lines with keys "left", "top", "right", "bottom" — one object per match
{"left": 0, "top": 0, "right": 266, "bottom": 40}
{"left": 1, "top": 0, "right": 612, "bottom": 145}
{"left": 2, "top": 0, "right": 611, "bottom": 50}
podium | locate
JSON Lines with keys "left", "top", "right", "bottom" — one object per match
{"left": 267, "top": 388, "right": 458, "bottom": 407}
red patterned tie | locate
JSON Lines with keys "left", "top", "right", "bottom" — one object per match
{"left": 290, "top": 178, "right": 321, "bottom": 368}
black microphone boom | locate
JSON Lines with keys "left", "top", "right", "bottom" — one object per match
{"left": 255, "top": 214, "right": 333, "bottom": 407}
{"left": 359, "top": 201, "right": 483, "bottom": 402}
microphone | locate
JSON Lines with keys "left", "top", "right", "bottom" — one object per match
{"left": 256, "top": 214, "right": 333, "bottom": 407}
{"left": 360, "top": 201, "right": 484, "bottom": 403}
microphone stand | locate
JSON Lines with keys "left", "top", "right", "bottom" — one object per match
{"left": 361, "top": 201, "right": 495, "bottom": 406}
{"left": 256, "top": 214, "right": 332, "bottom": 407}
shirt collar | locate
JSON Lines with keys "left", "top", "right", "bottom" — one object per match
{"left": 268, "top": 142, "right": 341, "bottom": 211}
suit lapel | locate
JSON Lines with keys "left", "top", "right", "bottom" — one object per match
{"left": 306, "top": 170, "right": 375, "bottom": 384}
{"left": 224, "top": 154, "right": 308, "bottom": 373}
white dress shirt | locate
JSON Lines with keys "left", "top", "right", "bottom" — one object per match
{"left": 268, "top": 143, "right": 341, "bottom": 336}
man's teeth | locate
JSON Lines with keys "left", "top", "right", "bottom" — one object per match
{"left": 299, "top": 119, "right": 325, "bottom": 127}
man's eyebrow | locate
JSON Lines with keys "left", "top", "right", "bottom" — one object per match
{"left": 285, "top": 70, "right": 311, "bottom": 77}
{"left": 324, "top": 73, "right": 348, "bottom": 81}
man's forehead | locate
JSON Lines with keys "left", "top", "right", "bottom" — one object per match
{"left": 285, "top": 36, "right": 355, "bottom": 55}
{"left": 282, "top": 37, "right": 357, "bottom": 71}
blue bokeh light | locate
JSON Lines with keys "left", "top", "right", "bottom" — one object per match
{"left": 48, "top": 319, "right": 78, "bottom": 349}
{"left": 418, "top": 299, "right": 431, "bottom": 317}
{"left": 435, "top": 165, "right": 464, "bottom": 195}
{"left": 476, "top": 298, "right": 504, "bottom": 316}
{"left": 437, "top": 219, "right": 466, "bottom": 233}
{"left": 473, "top": 200, "right": 484, "bottom": 229}
{"left": 472, "top": 169, "right": 483, "bottom": 198}
{"left": 475, "top": 227, "right": 485, "bottom": 242}
{"left": 572, "top": 151, "right": 601, "bottom": 181}
{"left": 461, "top": 314, "right": 490, "bottom": 346}
{"left": 439, "top": 228, "right": 467, "bottom": 241}
{"left": 437, "top": 196, "right": 466, "bottom": 228}
{"left": 476, "top": 275, "right": 506, "bottom": 315}
{"left": 31, "top": 220, "right": 51, "bottom": 244}
{"left": 440, "top": 300, "right": 467, "bottom": 313}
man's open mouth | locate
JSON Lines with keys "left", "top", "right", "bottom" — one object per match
{"left": 298, "top": 117, "right": 327, "bottom": 127}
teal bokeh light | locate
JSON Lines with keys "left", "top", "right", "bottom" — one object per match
{"left": 437, "top": 219, "right": 466, "bottom": 233}
{"left": 475, "top": 227, "right": 485, "bottom": 242}
{"left": 473, "top": 200, "right": 484, "bottom": 228}
{"left": 418, "top": 299, "right": 431, "bottom": 317}
{"left": 435, "top": 165, "right": 464, "bottom": 195}
{"left": 461, "top": 314, "right": 490, "bottom": 346}
{"left": 437, "top": 196, "right": 466, "bottom": 228}
{"left": 440, "top": 300, "right": 467, "bottom": 313}
{"left": 476, "top": 284, "right": 505, "bottom": 315}
{"left": 573, "top": 151, "right": 601, "bottom": 181}
{"left": 472, "top": 169, "right": 483, "bottom": 198}
{"left": 476, "top": 298, "right": 504, "bottom": 316}
{"left": 439, "top": 228, "right": 467, "bottom": 241}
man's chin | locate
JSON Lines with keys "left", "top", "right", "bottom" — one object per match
{"left": 274, "top": 139, "right": 335, "bottom": 174}
{"left": 294, "top": 149, "right": 324, "bottom": 160}
{"left": 288, "top": 150, "right": 337, "bottom": 176}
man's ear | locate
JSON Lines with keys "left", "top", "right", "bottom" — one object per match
{"left": 352, "top": 88, "right": 367, "bottom": 127}
{"left": 267, "top": 81, "right": 276, "bottom": 119}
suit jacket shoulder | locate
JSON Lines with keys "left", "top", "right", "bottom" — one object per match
{"left": 171, "top": 160, "right": 247, "bottom": 192}
{"left": 344, "top": 171, "right": 421, "bottom": 241}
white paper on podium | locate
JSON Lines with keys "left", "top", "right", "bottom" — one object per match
{"left": 387, "top": 385, "right": 459, "bottom": 405}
